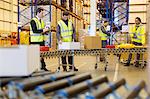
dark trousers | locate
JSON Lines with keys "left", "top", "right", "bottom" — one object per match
{"left": 30, "top": 42, "right": 45, "bottom": 46}
{"left": 30, "top": 41, "right": 46, "bottom": 69}
{"left": 102, "top": 40, "right": 107, "bottom": 48}
{"left": 127, "top": 42, "right": 142, "bottom": 64}
{"left": 61, "top": 56, "right": 73, "bottom": 69}
{"left": 100, "top": 40, "right": 107, "bottom": 61}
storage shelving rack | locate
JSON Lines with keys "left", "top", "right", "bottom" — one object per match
{"left": 18, "top": 0, "right": 84, "bottom": 46}
{"left": 106, "top": 0, "right": 129, "bottom": 44}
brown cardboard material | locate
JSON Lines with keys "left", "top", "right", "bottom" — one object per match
{"left": 84, "top": 36, "right": 101, "bottom": 49}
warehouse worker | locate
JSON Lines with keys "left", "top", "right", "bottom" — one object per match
{"left": 57, "top": 11, "right": 78, "bottom": 72}
{"left": 124, "top": 17, "right": 145, "bottom": 67}
{"left": 99, "top": 20, "right": 110, "bottom": 48}
{"left": 97, "top": 20, "right": 110, "bottom": 61}
{"left": 30, "top": 7, "right": 49, "bottom": 71}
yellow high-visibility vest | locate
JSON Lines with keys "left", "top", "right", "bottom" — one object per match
{"left": 30, "top": 18, "right": 45, "bottom": 42}
{"left": 58, "top": 20, "right": 73, "bottom": 42}
{"left": 130, "top": 24, "right": 145, "bottom": 45}
{"left": 99, "top": 25, "right": 108, "bottom": 40}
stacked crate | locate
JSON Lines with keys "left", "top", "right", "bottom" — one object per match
{"left": 0, "top": 32, "right": 17, "bottom": 46}
{"left": 0, "top": 0, "right": 18, "bottom": 46}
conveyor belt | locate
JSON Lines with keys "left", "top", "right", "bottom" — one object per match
{"left": 0, "top": 72, "right": 149, "bottom": 99}
{"left": 40, "top": 48, "right": 147, "bottom": 58}
{"left": 40, "top": 47, "right": 147, "bottom": 71}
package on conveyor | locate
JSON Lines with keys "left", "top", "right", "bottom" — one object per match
{"left": 84, "top": 36, "right": 101, "bottom": 49}
{"left": 78, "top": 29, "right": 89, "bottom": 49}
{"left": 116, "top": 43, "right": 135, "bottom": 48}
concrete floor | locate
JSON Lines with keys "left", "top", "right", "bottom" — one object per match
{"left": 45, "top": 55, "right": 149, "bottom": 98}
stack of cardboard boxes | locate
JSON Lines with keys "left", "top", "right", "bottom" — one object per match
{"left": 0, "top": 32, "right": 17, "bottom": 46}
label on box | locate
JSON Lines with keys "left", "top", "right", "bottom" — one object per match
{"left": 58, "top": 42, "right": 80, "bottom": 50}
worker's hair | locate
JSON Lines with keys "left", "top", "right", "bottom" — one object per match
{"left": 63, "top": 11, "right": 69, "bottom": 16}
{"left": 36, "top": 7, "right": 44, "bottom": 15}
{"left": 104, "top": 20, "right": 108, "bottom": 23}
{"left": 135, "top": 17, "right": 141, "bottom": 23}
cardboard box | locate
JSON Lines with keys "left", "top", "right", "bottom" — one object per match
{"left": 84, "top": 36, "right": 101, "bottom": 49}
{"left": 58, "top": 42, "right": 80, "bottom": 50}
{"left": 0, "top": 45, "right": 40, "bottom": 77}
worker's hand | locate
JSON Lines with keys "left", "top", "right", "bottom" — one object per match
{"left": 73, "top": 39, "right": 77, "bottom": 42}
{"left": 107, "top": 33, "right": 111, "bottom": 36}
{"left": 59, "top": 40, "right": 62, "bottom": 44}
{"left": 43, "top": 27, "right": 50, "bottom": 33}
{"left": 133, "top": 33, "right": 137, "bottom": 39}
{"left": 96, "top": 33, "right": 99, "bottom": 36}
{"left": 128, "top": 36, "right": 132, "bottom": 43}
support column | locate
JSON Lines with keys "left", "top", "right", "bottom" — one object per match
{"left": 89, "top": 0, "right": 96, "bottom": 36}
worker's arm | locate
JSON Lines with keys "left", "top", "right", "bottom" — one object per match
{"left": 30, "top": 20, "right": 43, "bottom": 33}
{"left": 141, "top": 26, "right": 145, "bottom": 45}
{"left": 56, "top": 25, "right": 62, "bottom": 42}
{"left": 129, "top": 26, "right": 134, "bottom": 42}
{"left": 72, "top": 24, "right": 76, "bottom": 41}
{"left": 101, "top": 26, "right": 110, "bottom": 36}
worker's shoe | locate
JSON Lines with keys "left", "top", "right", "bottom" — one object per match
{"left": 124, "top": 63, "right": 130, "bottom": 66}
{"left": 100, "top": 58, "right": 104, "bottom": 62}
{"left": 100, "top": 57, "right": 105, "bottom": 62}
{"left": 69, "top": 66, "right": 78, "bottom": 71}
{"left": 63, "top": 66, "right": 67, "bottom": 72}
{"left": 41, "top": 60, "right": 47, "bottom": 70}
{"left": 73, "top": 67, "right": 78, "bottom": 71}
{"left": 135, "top": 62, "right": 140, "bottom": 67}
{"left": 41, "top": 68, "right": 49, "bottom": 71}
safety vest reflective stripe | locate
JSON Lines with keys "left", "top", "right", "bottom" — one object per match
{"left": 62, "top": 35, "right": 72, "bottom": 38}
{"left": 61, "top": 30, "right": 73, "bottom": 32}
{"left": 135, "top": 38, "right": 142, "bottom": 40}
{"left": 30, "top": 34, "right": 42, "bottom": 36}
{"left": 130, "top": 32, "right": 143, "bottom": 36}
